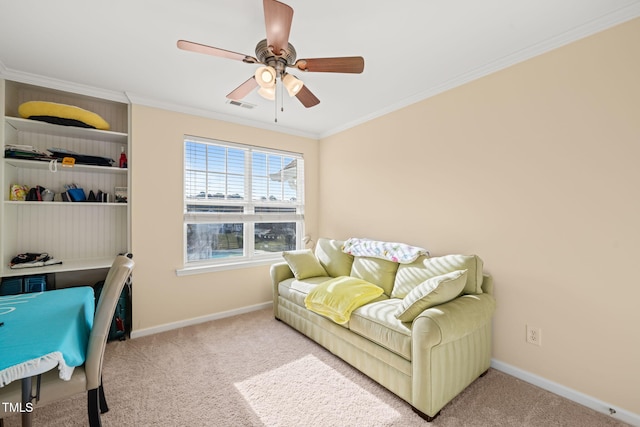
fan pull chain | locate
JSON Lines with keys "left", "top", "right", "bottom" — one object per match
{"left": 280, "top": 79, "right": 284, "bottom": 113}
{"left": 274, "top": 81, "right": 278, "bottom": 123}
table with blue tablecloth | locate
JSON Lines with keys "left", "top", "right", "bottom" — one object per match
{"left": 0, "top": 287, "right": 95, "bottom": 387}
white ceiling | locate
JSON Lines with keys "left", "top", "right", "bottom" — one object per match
{"left": 1, "top": 0, "right": 639, "bottom": 139}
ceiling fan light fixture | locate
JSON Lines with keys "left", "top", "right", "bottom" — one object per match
{"left": 177, "top": 0, "right": 364, "bottom": 110}
{"left": 255, "top": 66, "right": 276, "bottom": 88}
{"left": 283, "top": 73, "right": 304, "bottom": 97}
{"left": 258, "top": 86, "right": 276, "bottom": 100}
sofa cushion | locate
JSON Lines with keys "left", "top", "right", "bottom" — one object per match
{"left": 283, "top": 249, "right": 328, "bottom": 280}
{"left": 304, "top": 276, "right": 384, "bottom": 325}
{"left": 392, "top": 254, "right": 484, "bottom": 298}
{"left": 350, "top": 256, "right": 399, "bottom": 296}
{"left": 349, "top": 299, "right": 412, "bottom": 360}
{"left": 278, "top": 276, "right": 332, "bottom": 308}
{"left": 395, "top": 270, "right": 467, "bottom": 322}
{"left": 314, "top": 238, "right": 354, "bottom": 277}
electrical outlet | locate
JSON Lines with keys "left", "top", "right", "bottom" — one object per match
{"left": 526, "top": 325, "right": 541, "bottom": 346}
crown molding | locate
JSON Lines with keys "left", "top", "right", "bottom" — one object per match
{"left": 0, "top": 62, "right": 129, "bottom": 104}
{"left": 0, "top": 61, "right": 318, "bottom": 140}
{"left": 3, "top": 2, "right": 638, "bottom": 141}
{"left": 125, "top": 92, "right": 319, "bottom": 140}
{"left": 320, "top": 3, "right": 640, "bottom": 139}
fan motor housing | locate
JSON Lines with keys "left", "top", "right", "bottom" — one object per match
{"left": 256, "top": 39, "right": 296, "bottom": 74}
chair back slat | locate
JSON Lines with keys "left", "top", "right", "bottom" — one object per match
{"left": 85, "top": 255, "right": 134, "bottom": 390}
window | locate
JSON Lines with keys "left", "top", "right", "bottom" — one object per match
{"left": 183, "top": 136, "right": 304, "bottom": 268}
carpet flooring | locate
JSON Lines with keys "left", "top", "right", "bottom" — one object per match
{"left": 2, "top": 308, "right": 629, "bottom": 426}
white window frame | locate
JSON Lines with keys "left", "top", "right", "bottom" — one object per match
{"left": 177, "top": 135, "right": 305, "bottom": 275}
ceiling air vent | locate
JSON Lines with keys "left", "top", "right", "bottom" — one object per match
{"left": 226, "top": 99, "right": 256, "bottom": 109}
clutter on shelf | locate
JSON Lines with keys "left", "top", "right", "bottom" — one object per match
{"left": 9, "top": 252, "right": 62, "bottom": 269}
{"left": 4, "top": 145, "right": 116, "bottom": 167}
{"left": 7, "top": 182, "right": 121, "bottom": 203}
{"left": 4, "top": 144, "right": 53, "bottom": 161}
{"left": 18, "top": 100, "right": 111, "bottom": 130}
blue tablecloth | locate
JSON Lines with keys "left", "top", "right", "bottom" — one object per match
{"left": 0, "top": 287, "right": 95, "bottom": 387}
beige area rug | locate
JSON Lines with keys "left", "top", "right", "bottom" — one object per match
{"left": 2, "top": 308, "right": 629, "bottom": 426}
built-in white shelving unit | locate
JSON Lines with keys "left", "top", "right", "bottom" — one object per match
{"left": 1, "top": 79, "right": 131, "bottom": 278}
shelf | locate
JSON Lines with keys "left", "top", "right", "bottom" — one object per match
{"left": 1, "top": 257, "right": 115, "bottom": 277}
{"left": 5, "top": 116, "right": 128, "bottom": 144}
{"left": 1, "top": 80, "right": 131, "bottom": 283}
{"left": 4, "top": 158, "right": 127, "bottom": 174}
{"left": 4, "top": 201, "right": 127, "bottom": 206}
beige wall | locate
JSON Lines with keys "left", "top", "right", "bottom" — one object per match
{"left": 130, "top": 106, "right": 319, "bottom": 332}
{"left": 128, "top": 18, "right": 639, "bottom": 416}
{"left": 318, "top": 18, "right": 640, "bottom": 414}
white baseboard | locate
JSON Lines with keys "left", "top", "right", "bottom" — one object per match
{"left": 130, "top": 301, "right": 273, "bottom": 339}
{"left": 491, "top": 359, "right": 639, "bottom": 426}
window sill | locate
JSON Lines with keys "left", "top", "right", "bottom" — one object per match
{"left": 175, "top": 257, "right": 279, "bottom": 276}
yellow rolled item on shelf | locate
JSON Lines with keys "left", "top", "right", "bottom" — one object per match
{"left": 18, "top": 101, "right": 110, "bottom": 130}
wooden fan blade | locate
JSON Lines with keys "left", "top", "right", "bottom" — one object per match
{"left": 294, "top": 57, "right": 365, "bottom": 73}
{"left": 226, "top": 77, "right": 259, "bottom": 100}
{"left": 263, "top": 0, "right": 293, "bottom": 55}
{"left": 177, "top": 40, "right": 258, "bottom": 64}
{"left": 295, "top": 85, "right": 320, "bottom": 108}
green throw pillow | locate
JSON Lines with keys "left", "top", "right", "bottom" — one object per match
{"left": 282, "top": 249, "right": 328, "bottom": 280}
{"left": 395, "top": 269, "right": 467, "bottom": 322}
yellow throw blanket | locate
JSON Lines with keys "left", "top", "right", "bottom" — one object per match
{"left": 304, "top": 276, "right": 384, "bottom": 324}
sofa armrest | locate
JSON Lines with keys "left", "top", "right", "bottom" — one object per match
{"left": 412, "top": 293, "right": 496, "bottom": 345}
{"left": 271, "top": 262, "right": 294, "bottom": 319}
{"left": 411, "top": 292, "right": 495, "bottom": 416}
{"left": 481, "top": 274, "right": 494, "bottom": 295}
{"left": 270, "top": 261, "right": 294, "bottom": 285}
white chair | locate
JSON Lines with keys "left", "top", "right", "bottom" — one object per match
{"left": 0, "top": 255, "right": 134, "bottom": 427}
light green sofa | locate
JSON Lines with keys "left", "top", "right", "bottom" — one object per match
{"left": 270, "top": 238, "right": 496, "bottom": 421}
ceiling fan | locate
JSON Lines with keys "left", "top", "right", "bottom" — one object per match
{"left": 177, "top": 0, "right": 364, "bottom": 109}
